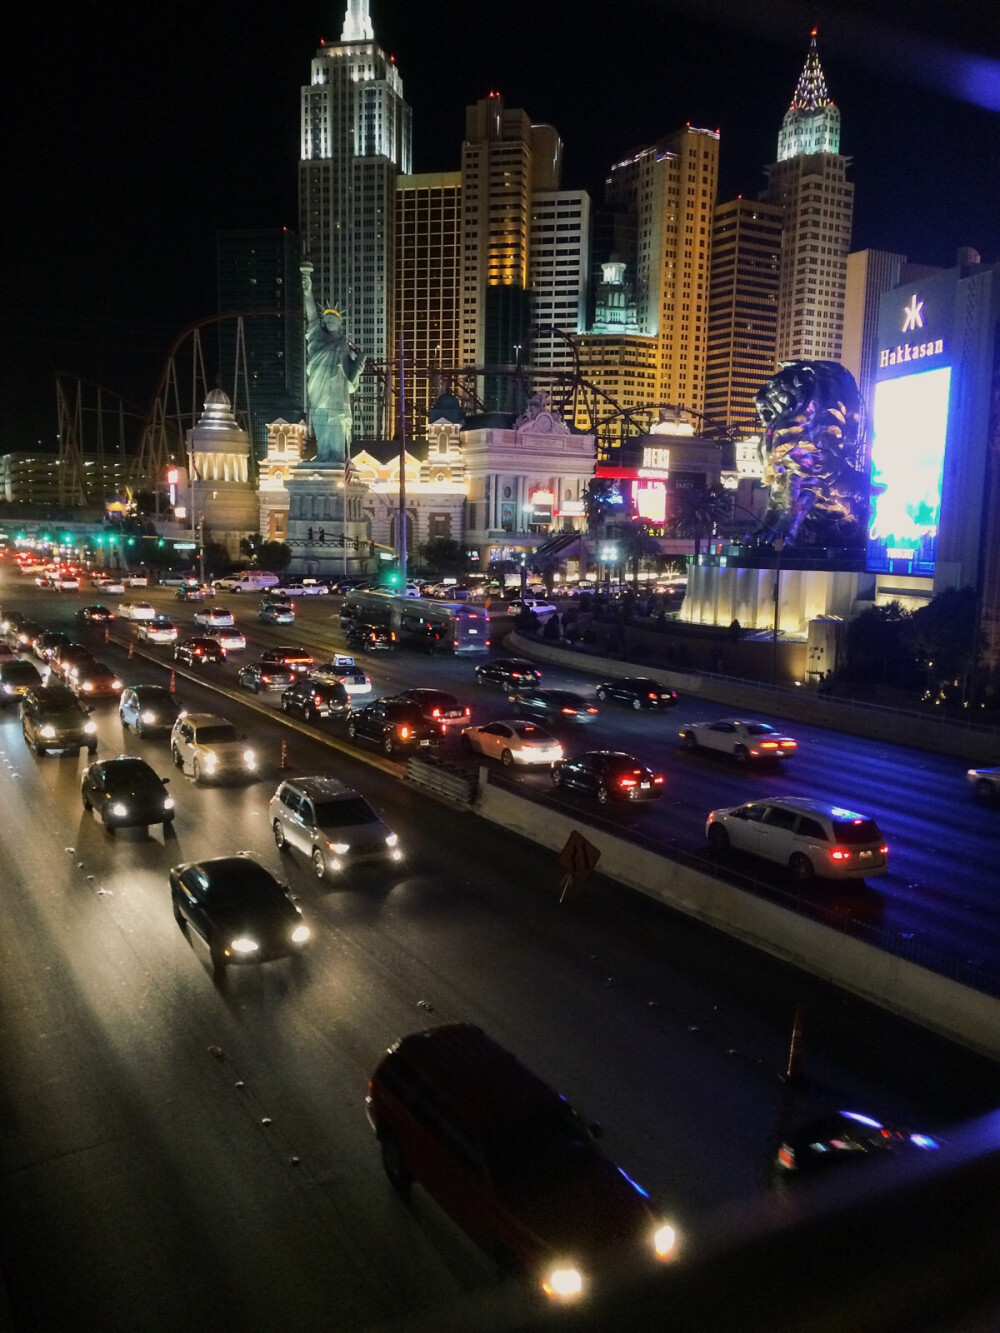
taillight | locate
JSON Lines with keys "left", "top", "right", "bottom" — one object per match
{"left": 464, "top": 707, "right": 471, "bottom": 716}
{"left": 759, "top": 741, "right": 779, "bottom": 750}
{"left": 619, "top": 777, "right": 637, "bottom": 788}
{"left": 561, "top": 707, "right": 577, "bottom": 715}
{"left": 431, "top": 707, "right": 441, "bottom": 717}
{"left": 313, "top": 694, "right": 322, "bottom": 705}
{"left": 829, "top": 847, "right": 850, "bottom": 861}
{"left": 777, "top": 1145, "right": 796, "bottom": 1170}
{"left": 586, "top": 706, "right": 598, "bottom": 714}
{"left": 647, "top": 693, "right": 657, "bottom": 700}
{"left": 879, "top": 843, "right": 888, "bottom": 855}
{"left": 390, "top": 632, "right": 396, "bottom": 641}
{"left": 399, "top": 725, "right": 411, "bottom": 739}
{"left": 653, "top": 775, "right": 664, "bottom": 784}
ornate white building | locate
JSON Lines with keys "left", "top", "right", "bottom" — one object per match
{"left": 258, "top": 417, "right": 307, "bottom": 543}
{"left": 184, "top": 389, "right": 259, "bottom": 559}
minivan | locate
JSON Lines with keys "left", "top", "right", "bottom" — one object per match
{"left": 706, "top": 796, "right": 888, "bottom": 883}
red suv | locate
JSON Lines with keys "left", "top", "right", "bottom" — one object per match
{"left": 366, "top": 1024, "right": 678, "bottom": 1302}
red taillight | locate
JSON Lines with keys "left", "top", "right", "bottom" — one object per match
{"left": 759, "top": 741, "right": 779, "bottom": 750}
{"left": 399, "top": 725, "right": 411, "bottom": 739}
{"left": 313, "top": 695, "right": 322, "bottom": 705}
{"left": 619, "top": 777, "right": 637, "bottom": 788}
{"left": 463, "top": 706, "right": 471, "bottom": 716}
{"left": 647, "top": 693, "right": 658, "bottom": 700}
{"left": 829, "top": 848, "right": 850, "bottom": 861}
{"left": 653, "top": 775, "right": 664, "bottom": 784}
{"left": 194, "top": 647, "right": 203, "bottom": 655}
{"left": 390, "top": 632, "right": 396, "bottom": 641}
{"left": 777, "top": 1146, "right": 796, "bottom": 1170}
{"left": 879, "top": 843, "right": 888, "bottom": 855}
{"left": 561, "top": 707, "right": 577, "bottom": 715}
{"left": 586, "top": 706, "right": 598, "bottom": 714}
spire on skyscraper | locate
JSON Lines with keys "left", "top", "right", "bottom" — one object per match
{"left": 788, "top": 30, "right": 833, "bottom": 112}
{"left": 341, "top": 0, "right": 373, "bottom": 43}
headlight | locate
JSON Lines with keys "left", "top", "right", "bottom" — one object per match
{"left": 84, "top": 720, "right": 97, "bottom": 734}
{"left": 40, "top": 724, "right": 57, "bottom": 739}
{"left": 385, "top": 833, "right": 398, "bottom": 847}
{"left": 111, "top": 802, "right": 128, "bottom": 817}
{"left": 653, "top": 1223, "right": 678, "bottom": 1260}
{"left": 391, "top": 848, "right": 403, "bottom": 861}
{"left": 82, "top": 682, "right": 93, "bottom": 692}
{"left": 243, "top": 749, "right": 256, "bottom": 768}
{"left": 111, "top": 680, "right": 122, "bottom": 690}
{"left": 2, "top": 684, "right": 13, "bottom": 694}
{"left": 541, "top": 1266, "right": 584, "bottom": 1301}
{"left": 291, "top": 924, "right": 311, "bottom": 944}
{"left": 329, "top": 842, "right": 350, "bottom": 854}
{"left": 141, "top": 710, "right": 156, "bottom": 723}
{"left": 204, "top": 752, "right": 218, "bottom": 771}
{"left": 230, "top": 937, "right": 259, "bottom": 955}
{"left": 163, "top": 797, "right": 174, "bottom": 811}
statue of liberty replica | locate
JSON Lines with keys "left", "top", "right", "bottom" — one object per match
{"left": 300, "top": 261, "right": 366, "bottom": 466}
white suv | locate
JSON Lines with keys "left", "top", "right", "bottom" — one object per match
{"left": 269, "top": 775, "right": 402, "bottom": 880}
{"left": 706, "top": 797, "right": 888, "bottom": 884}
{"left": 170, "top": 712, "right": 257, "bottom": 784}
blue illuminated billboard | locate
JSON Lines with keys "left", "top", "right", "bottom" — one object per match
{"left": 866, "top": 365, "right": 951, "bottom": 576}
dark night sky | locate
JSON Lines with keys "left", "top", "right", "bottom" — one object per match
{"left": 3, "top": 0, "right": 998, "bottom": 450}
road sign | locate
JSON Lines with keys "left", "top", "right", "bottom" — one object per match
{"left": 558, "top": 830, "right": 601, "bottom": 882}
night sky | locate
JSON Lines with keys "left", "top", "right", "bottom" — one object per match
{"left": 4, "top": 0, "right": 998, "bottom": 450}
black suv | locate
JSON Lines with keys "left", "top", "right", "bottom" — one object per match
{"left": 20, "top": 685, "right": 98, "bottom": 756}
{"left": 280, "top": 677, "right": 351, "bottom": 722}
{"left": 347, "top": 699, "right": 443, "bottom": 756}
{"left": 346, "top": 622, "right": 396, "bottom": 652}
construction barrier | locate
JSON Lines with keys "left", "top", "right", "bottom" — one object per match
{"left": 405, "top": 755, "right": 478, "bottom": 806}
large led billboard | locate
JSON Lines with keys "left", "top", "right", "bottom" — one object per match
{"left": 866, "top": 365, "right": 951, "bottom": 577}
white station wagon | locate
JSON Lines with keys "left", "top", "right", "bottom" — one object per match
{"left": 706, "top": 797, "right": 888, "bottom": 884}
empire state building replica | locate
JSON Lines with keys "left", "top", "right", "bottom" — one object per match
{"left": 298, "top": 0, "right": 412, "bottom": 439}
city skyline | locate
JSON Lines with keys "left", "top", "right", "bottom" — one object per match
{"left": 4, "top": 0, "right": 998, "bottom": 448}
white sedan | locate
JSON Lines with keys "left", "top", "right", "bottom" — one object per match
{"left": 117, "top": 601, "right": 157, "bottom": 622}
{"left": 136, "top": 616, "right": 179, "bottom": 644}
{"left": 312, "top": 656, "right": 372, "bottom": 695}
{"left": 679, "top": 718, "right": 798, "bottom": 763}
{"left": 966, "top": 764, "right": 1000, "bottom": 800}
{"left": 204, "top": 626, "right": 247, "bottom": 652}
{"left": 193, "top": 606, "right": 235, "bottom": 629}
{"left": 460, "top": 719, "right": 564, "bottom": 767}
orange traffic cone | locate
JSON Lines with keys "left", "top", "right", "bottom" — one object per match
{"left": 169, "top": 669, "right": 176, "bottom": 693}
{"left": 280, "top": 738, "right": 289, "bottom": 770}
{"left": 782, "top": 1004, "right": 805, "bottom": 1086}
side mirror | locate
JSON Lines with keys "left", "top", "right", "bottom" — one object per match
{"left": 162, "top": 777, "right": 170, "bottom": 785}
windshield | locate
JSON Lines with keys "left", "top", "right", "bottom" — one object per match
{"left": 744, "top": 723, "right": 776, "bottom": 736}
{"left": 312, "top": 797, "right": 377, "bottom": 828}
{"left": 106, "top": 760, "right": 157, "bottom": 784}
{"left": 832, "top": 819, "right": 882, "bottom": 844}
{"left": 483, "top": 1109, "right": 592, "bottom": 1189}
{"left": 195, "top": 724, "right": 240, "bottom": 744}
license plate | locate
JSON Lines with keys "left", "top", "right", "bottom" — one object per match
{"left": 640, "top": 781, "right": 650, "bottom": 789}
{"left": 418, "top": 739, "right": 430, "bottom": 746}
{"left": 860, "top": 850, "right": 872, "bottom": 859}
{"left": 467, "top": 629, "right": 478, "bottom": 634}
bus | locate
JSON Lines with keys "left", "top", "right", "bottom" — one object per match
{"left": 340, "top": 591, "right": 489, "bottom": 654}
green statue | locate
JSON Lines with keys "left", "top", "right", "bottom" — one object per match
{"left": 300, "top": 262, "right": 366, "bottom": 465}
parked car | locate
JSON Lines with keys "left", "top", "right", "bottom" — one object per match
{"left": 474, "top": 658, "right": 542, "bottom": 691}
{"left": 192, "top": 606, "right": 235, "bottom": 629}
{"left": 347, "top": 699, "right": 444, "bottom": 756}
{"left": 280, "top": 677, "right": 351, "bottom": 721}
{"left": 680, "top": 718, "right": 797, "bottom": 763}
{"left": 966, "top": 763, "right": 1000, "bottom": 800}
{"left": 389, "top": 688, "right": 471, "bottom": 728}
{"left": 269, "top": 775, "right": 402, "bottom": 879}
{"left": 461, "top": 720, "right": 563, "bottom": 767}
{"left": 20, "top": 685, "right": 98, "bottom": 755}
{"left": 509, "top": 687, "right": 599, "bottom": 725}
{"left": 595, "top": 677, "right": 679, "bottom": 711}
{"left": 119, "top": 684, "right": 184, "bottom": 738}
{"left": 169, "top": 855, "right": 310, "bottom": 970}
{"left": 706, "top": 797, "right": 889, "bottom": 884}
{"left": 237, "top": 661, "right": 296, "bottom": 693}
{"left": 170, "top": 713, "right": 257, "bottom": 783}
{"left": 136, "top": 616, "right": 179, "bottom": 645}
{"left": 174, "top": 636, "right": 227, "bottom": 667}
{"left": 365, "top": 1024, "right": 677, "bottom": 1300}
{"left": 81, "top": 756, "right": 174, "bottom": 832}
{"left": 551, "top": 751, "right": 665, "bottom": 804}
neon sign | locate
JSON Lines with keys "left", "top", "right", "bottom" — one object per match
{"left": 879, "top": 292, "right": 944, "bottom": 368}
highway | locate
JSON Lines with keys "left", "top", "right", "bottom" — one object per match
{"left": 0, "top": 573, "right": 997, "bottom": 1330}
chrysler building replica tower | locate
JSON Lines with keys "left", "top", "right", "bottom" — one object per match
{"left": 764, "top": 31, "right": 854, "bottom": 364}
{"left": 298, "top": 0, "right": 412, "bottom": 437}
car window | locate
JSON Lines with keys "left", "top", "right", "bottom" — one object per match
{"left": 796, "top": 817, "right": 828, "bottom": 840}
{"left": 280, "top": 788, "right": 302, "bottom": 815}
{"left": 483, "top": 1109, "right": 591, "bottom": 1189}
{"left": 745, "top": 723, "right": 776, "bottom": 736}
{"left": 712, "top": 722, "right": 736, "bottom": 733}
{"left": 832, "top": 819, "right": 882, "bottom": 844}
{"left": 312, "top": 797, "right": 376, "bottom": 828}
{"left": 194, "top": 724, "right": 239, "bottom": 744}
{"left": 762, "top": 807, "right": 799, "bottom": 831}
{"left": 741, "top": 805, "right": 767, "bottom": 822}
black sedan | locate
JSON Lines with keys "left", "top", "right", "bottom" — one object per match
{"left": 346, "top": 622, "right": 396, "bottom": 652}
{"left": 508, "top": 687, "right": 599, "bottom": 724}
{"left": 280, "top": 677, "right": 351, "bottom": 720}
{"left": 76, "top": 604, "right": 115, "bottom": 625}
{"left": 174, "top": 636, "right": 226, "bottom": 667}
{"left": 772, "top": 1109, "right": 940, "bottom": 1185}
{"left": 551, "top": 751, "right": 665, "bottom": 804}
{"left": 169, "top": 855, "right": 311, "bottom": 970}
{"left": 238, "top": 661, "right": 297, "bottom": 693}
{"left": 474, "top": 657, "right": 542, "bottom": 691}
{"left": 347, "top": 699, "right": 444, "bottom": 755}
{"left": 81, "top": 756, "right": 175, "bottom": 832}
{"left": 389, "top": 688, "right": 471, "bottom": 728}
{"left": 119, "top": 685, "right": 184, "bottom": 738}
{"left": 595, "top": 676, "right": 679, "bottom": 710}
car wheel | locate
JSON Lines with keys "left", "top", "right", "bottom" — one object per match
{"left": 596, "top": 688, "right": 608, "bottom": 701}
{"left": 280, "top": 697, "right": 290, "bottom": 713}
{"left": 380, "top": 1134, "right": 412, "bottom": 1200}
{"left": 87, "top": 743, "right": 97, "bottom": 755}
{"left": 501, "top": 748, "right": 514, "bottom": 767}
{"left": 632, "top": 697, "right": 643, "bottom": 711}
{"left": 273, "top": 820, "right": 287, "bottom": 851}
{"left": 551, "top": 766, "right": 563, "bottom": 788}
{"left": 311, "top": 848, "right": 326, "bottom": 880}
{"left": 347, "top": 720, "right": 357, "bottom": 740}
{"left": 120, "top": 713, "right": 129, "bottom": 731}
{"left": 596, "top": 784, "right": 609, "bottom": 804}
{"left": 460, "top": 733, "right": 472, "bottom": 752}
{"left": 171, "top": 746, "right": 183, "bottom": 769}
{"left": 304, "top": 705, "right": 314, "bottom": 722}
{"left": 253, "top": 682, "right": 260, "bottom": 694}
{"left": 82, "top": 792, "right": 92, "bottom": 811}
{"left": 976, "top": 778, "right": 995, "bottom": 799}
{"left": 172, "top": 896, "right": 186, "bottom": 928}
{"left": 34, "top": 743, "right": 46, "bottom": 756}
{"left": 382, "top": 733, "right": 395, "bottom": 756}
{"left": 707, "top": 823, "right": 729, "bottom": 852}
{"left": 734, "top": 745, "right": 749, "bottom": 766}
{"left": 789, "top": 853, "right": 814, "bottom": 885}
{"left": 192, "top": 758, "right": 202, "bottom": 782}
{"left": 682, "top": 731, "right": 698, "bottom": 751}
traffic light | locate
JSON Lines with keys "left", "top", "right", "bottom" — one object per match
{"left": 381, "top": 564, "right": 402, "bottom": 590}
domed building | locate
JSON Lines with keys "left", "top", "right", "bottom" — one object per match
{"left": 184, "top": 388, "right": 260, "bottom": 558}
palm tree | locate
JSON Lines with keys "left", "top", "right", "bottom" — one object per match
{"left": 616, "top": 519, "right": 663, "bottom": 587}
{"left": 670, "top": 485, "right": 733, "bottom": 557}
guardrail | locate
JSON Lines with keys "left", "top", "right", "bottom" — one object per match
{"left": 405, "top": 754, "right": 478, "bottom": 805}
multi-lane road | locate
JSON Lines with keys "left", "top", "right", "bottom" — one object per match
{"left": 0, "top": 575, "right": 997, "bottom": 1330}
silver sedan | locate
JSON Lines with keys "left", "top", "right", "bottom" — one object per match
{"left": 460, "top": 719, "right": 563, "bottom": 767}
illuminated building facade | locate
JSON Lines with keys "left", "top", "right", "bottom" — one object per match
{"left": 258, "top": 417, "right": 307, "bottom": 543}
{"left": 528, "top": 190, "right": 591, "bottom": 373}
{"left": 763, "top": 33, "right": 854, "bottom": 364}
{"left": 185, "top": 389, "right": 260, "bottom": 559}
{"left": 298, "top": 0, "right": 412, "bottom": 436}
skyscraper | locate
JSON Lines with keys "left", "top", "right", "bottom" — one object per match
{"left": 763, "top": 32, "right": 854, "bottom": 364}
{"left": 704, "top": 198, "right": 782, "bottom": 431}
{"left": 528, "top": 189, "right": 591, "bottom": 376}
{"left": 298, "top": 0, "right": 412, "bottom": 437}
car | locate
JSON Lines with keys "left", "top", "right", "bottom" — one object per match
{"left": 258, "top": 646, "right": 316, "bottom": 675}
{"left": 76, "top": 604, "right": 115, "bottom": 625}
{"left": 135, "top": 616, "right": 179, "bottom": 645}
{"left": 117, "top": 601, "right": 157, "bottom": 622}
{"left": 311, "top": 656, "right": 372, "bottom": 695}
{"left": 54, "top": 575, "right": 81, "bottom": 591}
{"left": 192, "top": 606, "right": 235, "bottom": 629}
{"left": 237, "top": 661, "right": 297, "bottom": 693}
{"left": 276, "top": 582, "right": 309, "bottom": 597}
{"left": 174, "top": 636, "right": 227, "bottom": 667}
{"left": 509, "top": 687, "right": 599, "bottom": 725}
{"left": 124, "top": 574, "right": 149, "bottom": 587}
{"left": 389, "top": 688, "right": 471, "bottom": 728}
{"left": 257, "top": 600, "right": 295, "bottom": 625}
{"left": 773, "top": 1108, "right": 940, "bottom": 1184}
{"left": 595, "top": 677, "right": 679, "bottom": 711}
{"left": 365, "top": 1024, "right": 677, "bottom": 1301}
{"left": 461, "top": 719, "right": 564, "bottom": 767}
{"left": 203, "top": 626, "right": 247, "bottom": 652}
{"left": 347, "top": 699, "right": 444, "bottom": 756}
{"left": 160, "top": 572, "right": 199, "bottom": 587}
{"left": 213, "top": 571, "right": 279, "bottom": 592}
{"left": 175, "top": 584, "right": 207, "bottom": 602}
{"left": 20, "top": 685, "right": 98, "bottom": 755}
{"left": 552, "top": 751, "right": 665, "bottom": 804}
{"left": 966, "top": 764, "right": 1000, "bottom": 800}
{"left": 50, "top": 643, "right": 95, "bottom": 680}
{"left": 93, "top": 578, "right": 126, "bottom": 595}
{"left": 511, "top": 596, "right": 559, "bottom": 621}
{"left": 169, "top": 855, "right": 310, "bottom": 970}
{"left": 269, "top": 775, "right": 402, "bottom": 879}
{"left": 680, "top": 718, "right": 798, "bottom": 762}
{"left": 81, "top": 756, "right": 174, "bottom": 832}
{"left": 705, "top": 797, "right": 889, "bottom": 883}
{"left": 299, "top": 579, "right": 329, "bottom": 596}
{"left": 346, "top": 621, "right": 396, "bottom": 652}
{"left": 68, "top": 661, "right": 124, "bottom": 700}
{"left": 10, "top": 620, "right": 44, "bottom": 652}
{"left": 280, "top": 677, "right": 351, "bottom": 721}
{"left": 0, "top": 642, "right": 17, "bottom": 664}
{"left": 474, "top": 658, "right": 542, "bottom": 691}
{"left": 119, "top": 684, "right": 184, "bottom": 737}
{"left": 170, "top": 713, "right": 257, "bottom": 783}
{"left": 0, "top": 610, "right": 27, "bottom": 639}
{"left": 35, "top": 630, "right": 71, "bottom": 662}
{"left": 0, "top": 659, "right": 42, "bottom": 706}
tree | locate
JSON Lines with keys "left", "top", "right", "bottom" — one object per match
{"left": 842, "top": 601, "right": 913, "bottom": 686}
{"left": 670, "top": 485, "right": 732, "bottom": 557}
{"left": 905, "top": 586, "right": 979, "bottom": 698}
{"left": 417, "top": 537, "right": 468, "bottom": 577}
{"left": 528, "top": 550, "right": 566, "bottom": 594}
{"left": 615, "top": 519, "right": 662, "bottom": 587}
